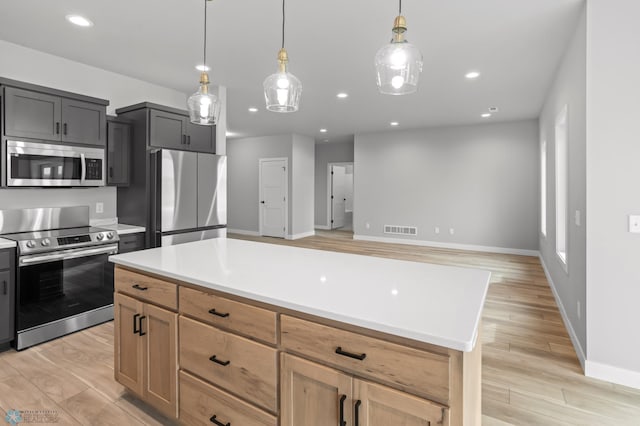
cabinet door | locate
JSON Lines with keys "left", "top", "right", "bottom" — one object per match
{"left": 353, "top": 380, "right": 449, "bottom": 426}
{"left": 114, "top": 292, "right": 144, "bottom": 396}
{"left": 143, "top": 303, "right": 178, "bottom": 419}
{"left": 149, "top": 110, "right": 187, "bottom": 150}
{"left": 117, "top": 233, "right": 145, "bottom": 253}
{"left": 4, "top": 87, "right": 61, "bottom": 140}
{"left": 107, "top": 121, "right": 131, "bottom": 186}
{"left": 186, "top": 122, "right": 215, "bottom": 153}
{"left": 0, "top": 270, "right": 13, "bottom": 344}
{"left": 281, "top": 354, "right": 352, "bottom": 426}
{"left": 61, "top": 98, "right": 106, "bottom": 146}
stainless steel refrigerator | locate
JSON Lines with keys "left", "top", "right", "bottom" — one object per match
{"left": 149, "top": 150, "right": 226, "bottom": 246}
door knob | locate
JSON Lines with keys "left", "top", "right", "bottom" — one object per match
{"left": 260, "top": 201, "right": 265, "bottom": 204}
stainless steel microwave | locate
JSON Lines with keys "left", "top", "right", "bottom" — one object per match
{"left": 6, "top": 140, "right": 105, "bottom": 187}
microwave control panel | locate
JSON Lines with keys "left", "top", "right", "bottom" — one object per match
{"left": 85, "top": 159, "right": 103, "bottom": 180}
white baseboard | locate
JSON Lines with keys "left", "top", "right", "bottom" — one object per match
{"left": 538, "top": 254, "right": 586, "bottom": 371}
{"left": 286, "top": 231, "right": 315, "bottom": 240}
{"left": 353, "top": 234, "right": 539, "bottom": 257}
{"left": 585, "top": 360, "right": 640, "bottom": 390}
{"left": 314, "top": 225, "right": 331, "bottom": 230}
{"left": 227, "top": 228, "right": 260, "bottom": 237}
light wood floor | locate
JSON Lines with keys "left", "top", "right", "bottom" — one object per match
{"left": 0, "top": 230, "right": 639, "bottom": 425}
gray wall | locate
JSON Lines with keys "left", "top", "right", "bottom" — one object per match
{"left": 586, "top": 0, "right": 640, "bottom": 380}
{"left": 227, "top": 135, "right": 292, "bottom": 233}
{"left": 291, "top": 135, "right": 315, "bottom": 236}
{"left": 314, "top": 140, "right": 354, "bottom": 227}
{"left": 354, "top": 120, "right": 539, "bottom": 251}
{"left": 539, "top": 7, "right": 586, "bottom": 361}
{"left": 0, "top": 187, "right": 117, "bottom": 221}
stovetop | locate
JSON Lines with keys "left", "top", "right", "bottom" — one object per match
{"left": 2, "top": 226, "right": 119, "bottom": 255}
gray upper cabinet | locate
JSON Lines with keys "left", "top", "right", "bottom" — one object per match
{"left": 3, "top": 84, "right": 107, "bottom": 146}
{"left": 149, "top": 110, "right": 188, "bottom": 150}
{"left": 107, "top": 120, "right": 132, "bottom": 186}
{"left": 187, "top": 122, "right": 216, "bottom": 153}
{"left": 4, "top": 87, "right": 62, "bottom": 140}
{"left": 62, "top": 98, "right": 107, "bottom": 146}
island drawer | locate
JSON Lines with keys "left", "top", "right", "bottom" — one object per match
{"left": 115, "top": 267, "right": 177, "bottom": 310}
{"left": 280, "top": 315, "right": 451, "bottom": 404}
{"left": 179, "top": 287, "right": 277, "bottom": 344}
{"left": 179, "top": 316, "right": 278, "bottom": 412}
{"left": 180, "top": 371, "right": 277, "bottom": 426}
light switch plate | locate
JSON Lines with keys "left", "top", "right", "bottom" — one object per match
{"left": 630, "top": 215, "right": 640, "bottom": 233}
{"left": 575, "top": 210, "right": 581, "bottom": 226}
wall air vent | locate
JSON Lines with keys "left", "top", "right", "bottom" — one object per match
{"left": 383, "top": 225, "right": 418, "bottom": 236}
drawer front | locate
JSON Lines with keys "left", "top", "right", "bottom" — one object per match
{"left": 180, "top": 371, "right": 277, "bottom": 426}
{"left": 281, "top": 315, "right": 451, "bottom": 404}
{"left": 179, "top": 316, "right": 278, "bottom": 412}
{"left": 0, "top": 250, "right": 11, "bottom": 270}
{"left": 180, "top": 287, "right": 277, "bottom": 344}
{"left": 115, "top": 267, "right": 177, "bottom": 310}
{"left": 118, "top": 233, "right": 145, "bottom": 254}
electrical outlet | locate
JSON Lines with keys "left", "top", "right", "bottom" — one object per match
{"left": 629, "top": 215, "right": 640, "bottom": 233}
{"left": 434, "top": 227, "right": 440, "bottom": 234}
{"left": 577, "top": 301, "right": 581, "bottom": 319}
{"left": 365, "top": 222, "right": 370, "bottom": 230}
{"left": 449, "top": 228, "right": 455, "bottom": 235}
{"left": 96, "top": 202, "right": 104, "bottom": 214}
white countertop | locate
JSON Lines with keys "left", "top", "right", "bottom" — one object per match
{"left": 100, "top": 223, "right": 146, "bottom": 235}
{"left": 110, "top": 238, "right": 491, "bottom": 352}
{"left": 0, "top": 238, "right": 16, "bottom": 249}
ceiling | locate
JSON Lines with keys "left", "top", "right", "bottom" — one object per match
{"left": 0, "top": 0, "right": 584, "bottom": 142}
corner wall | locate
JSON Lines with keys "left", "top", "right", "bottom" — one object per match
{"left": 353, "top": 120, "right": 539, "bottom": 253}
{"left": 538, "top": 6, "right": 587, "bottom": 366}
{"left": 291, "top": 135, "right": 315, "bottom": 238}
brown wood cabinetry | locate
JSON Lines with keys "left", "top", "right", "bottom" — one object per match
{"left": 113, "top": 265, "right": 481, "bottom": 425}
{"left": 114, "top": 271, "right": 178, "bottom": 419}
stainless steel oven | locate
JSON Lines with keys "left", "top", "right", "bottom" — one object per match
{"left": 0, "top": 206, "right": 118, "bottom": 350}
{"left": 6, "top": 140, "right": 105, "bottom": 187}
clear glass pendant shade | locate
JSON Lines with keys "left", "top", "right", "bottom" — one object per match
{"left": 188, "top": 73, "right": 220, "bottom": 125}
{"left": 264, "top": 49, "right": 302, "bottom": 112}
{"left": 375, "top": 18, "right": 423, "bottom": 95}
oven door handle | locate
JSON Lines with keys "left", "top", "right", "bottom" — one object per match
{"left": 19, "top": 244, "right": 119, "bottom": 266}
{"left": 80, "top": 153, "right": 87, "bottom": 182}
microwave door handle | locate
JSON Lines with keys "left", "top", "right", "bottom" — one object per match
{"left": 80, "top": 153, "right": 86, "bottom": 182}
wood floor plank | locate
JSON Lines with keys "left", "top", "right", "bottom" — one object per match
{"left": 59, "top": 388, "right": 144, "bottom": 426}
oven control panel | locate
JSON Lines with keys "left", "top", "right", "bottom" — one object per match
{"left": 58, "top": 235, "right": 91, "bottom": 246}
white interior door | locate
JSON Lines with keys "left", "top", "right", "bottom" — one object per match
{"left": 331, "top": 165, "right": 346, "bottom": 229}
{"left": 259, "top": 158, "right": 287, "bottom": 238}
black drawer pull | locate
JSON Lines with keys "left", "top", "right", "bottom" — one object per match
{"left": 2, "top": 280, "right": 7, "bottom": 296}
{"left": 55, "top": 122, "right": 60, "bottom": 134}
{"left": 355, "top": 400, "right": 362, "bottom": 426}
{"left": 335, "top": 347, "right": 367, "bottom": 361}
{"left": 339, "top": 394, "right": 346, "bottom": 426}
{"left": 132, "top": 284, "right": 148, "bottom": 291}
{"left": 208, "top": 308, "right": 230, "bottom": 318}
{"left": 133, "top": 313, "right": 140, "bottom": 334}
{"left": 209, "top": 355, "right": 230, "bottom": 366}
{"left": 63, "top": 123, "right": 68, "bottom": 135}
{"left": 139, "top": 316, "right": 146, "bottom": 336}
{"left": 209, "top": 415, "right": 230, "bottom": 426}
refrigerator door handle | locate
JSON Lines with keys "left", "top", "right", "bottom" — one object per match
{"left": 149, "top": 150, "right": 162, "bottom": 247}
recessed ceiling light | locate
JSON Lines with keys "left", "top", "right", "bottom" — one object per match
{"left": 320, "top": 128, "right": 328, "bottom": 133}
{"left": 481, "top": 113, "right": 492, "bottom": 118}
{"left": 465, "top": 71, "right": 481, "bottom": 80}
{"left": 248, "top": 107, "right": 258, "bottom": 113}
{"left": 195, "top": 64, "right": 210, "bottom": 72}
{"left": 390, "top": 121, "right": 399, "bottom": 126}
{"left": 65, "top": 15, "right": 93, "bottom": 27}
{"left": 336, "top": 93, "right": 349, "bottom": 99}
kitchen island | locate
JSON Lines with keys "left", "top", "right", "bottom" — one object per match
{"left": 110, "top": 238, "right": 491, "bottom": 425}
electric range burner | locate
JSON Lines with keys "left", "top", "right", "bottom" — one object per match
{"left": 2, "top": 226, "right": 119, "bottom": 255}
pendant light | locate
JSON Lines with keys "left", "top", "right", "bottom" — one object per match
{"left": 375, "top": 0, "right": 423, "bottom": 95}
{"left": 263, "top": 0, "right": 302, "bottom": 112}
{"left": 187, "top": 0, "right": 220, "bottom": 125}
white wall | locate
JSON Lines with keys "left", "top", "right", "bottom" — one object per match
{"left": 585, "top": 0, "right": 640, "bottom": 388}
{"left": 314, "top": 141, "right": 354, "bottom": 227}
{"left": 354, "top": 120, "right": 539, "bottom": 253}
{"left": 291, "top": 135, "right": 315, "bottom": 237}
{"left": 539, "top": 7, "right": 587, "bottom": 365}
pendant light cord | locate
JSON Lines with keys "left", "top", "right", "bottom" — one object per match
{"left": 203, "top": 0, "right": 208, "bottom": 66}
{"left": 281, "top": 0, "right": 286, "bottom": 49}
{"left": 399, "top": 0, "right": 402, "bottom": 15}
